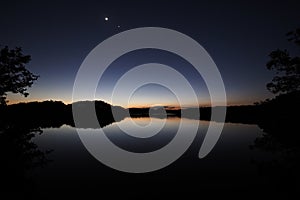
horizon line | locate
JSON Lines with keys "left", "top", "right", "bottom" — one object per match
{"left": 6, "top": 98, "right": 256, "bottom": 108}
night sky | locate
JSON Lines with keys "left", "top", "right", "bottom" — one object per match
{"left": 1, "top": 0, "right": 299, "bottom": 107}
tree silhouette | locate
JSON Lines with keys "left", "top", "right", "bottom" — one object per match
{"left": 266, "top": 28, "right": 300, "bottom": 94}
{"left": 0, "top": 46, "right": 39, "bottom": 105}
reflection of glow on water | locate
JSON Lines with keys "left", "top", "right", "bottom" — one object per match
{"left": 28, "top": 117, "right": 280, "bottom": 193}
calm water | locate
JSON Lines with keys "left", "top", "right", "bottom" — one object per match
{"left": 22, "top": 117, "right": 296, "bottom": 198}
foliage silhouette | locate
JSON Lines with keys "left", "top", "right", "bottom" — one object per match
{"left": 0, "top": 46, "right": 39, "bottom": 105}
{"left": 0, "top": 125, "right": 51, "bottom": 198}
{"left": 250, "top": 115, "right": 300, "bottom": 193}
{"left": 266, "top": 28, "right": 300, "bottom": 94}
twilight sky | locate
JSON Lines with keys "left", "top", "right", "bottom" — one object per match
{"left": 1, "top": 0, "right": 299, "bottom": 107}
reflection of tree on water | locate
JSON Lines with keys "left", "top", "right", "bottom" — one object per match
{"left": 251, "top": 118, "right": 300, "bottom": 192}
{"left": 0, "top": 105, "right": 125, "bottom": 199}
{"left": 0, "top": 125, "right": 51, "bottom": 198}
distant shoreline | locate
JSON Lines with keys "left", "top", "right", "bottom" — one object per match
{"left": 1, "top": 91, "right": 298, "bottom": 131}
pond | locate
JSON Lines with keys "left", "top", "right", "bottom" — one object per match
{"left": 18, "top": 116, "right": 295, "bottom": 199}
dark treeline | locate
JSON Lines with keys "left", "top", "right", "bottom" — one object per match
{"left": 1, "top": 91, "right": 299, "bottom": 129}
{"left": 1, "top": 100, "right": 71, "bottom": 128}
{"left": 130, "top": 91, "right": 300, "bottom": 124}
{"left": 0, "top": 100, "right": 127, "bottom": 129}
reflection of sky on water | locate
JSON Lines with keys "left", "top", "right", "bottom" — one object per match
{"left": 30, "top": 117, "right": 284, "bottom": 197}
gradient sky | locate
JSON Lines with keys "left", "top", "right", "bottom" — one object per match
{"left": 1, "top": 0, "right": 300, "bottom": 107}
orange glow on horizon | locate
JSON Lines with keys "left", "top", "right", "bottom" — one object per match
{"left": 8, "top": 97, "right": 255, "bottom": 108}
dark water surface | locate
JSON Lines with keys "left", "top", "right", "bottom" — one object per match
{"left": 3, "top": 117, "right": 299, "bottom": 199}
